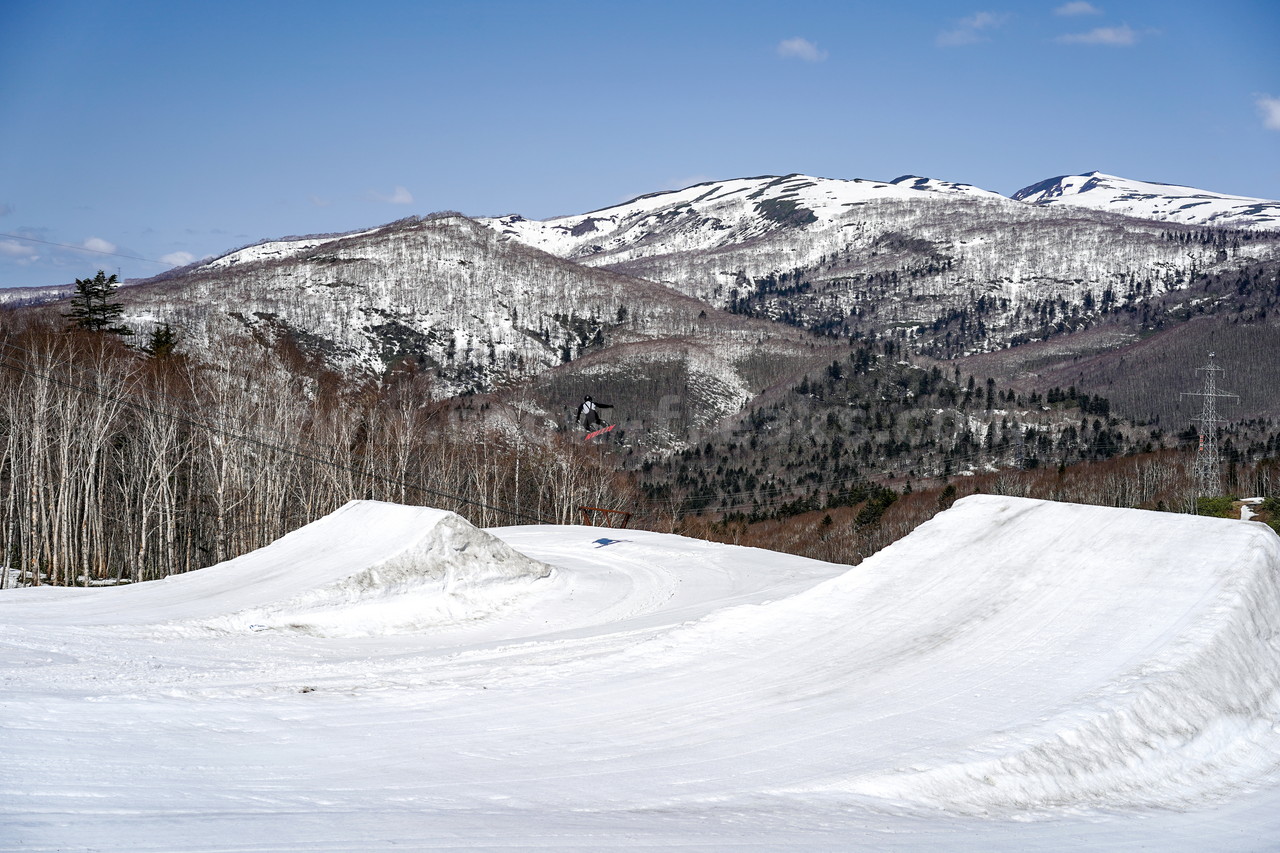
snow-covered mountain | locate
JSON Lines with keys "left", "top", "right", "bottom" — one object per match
{"left": 1013, "top": 171, "right": 1280, "bottom": 230}
{"left": 481, "top": 173, "right": 1020, "bottom": 268}
{"left": 71, "top": 169, "right": 1279, "bottom": 424}
{"left": 114, "top": 214, "right": 832, "bottom": 416}
{"left": 481, "top": 169, "right": 1280, "bottom": 279}
{"left": 480, "top": 172, "right": 1280, "bottom": 357}
{"left": 482, "top": 174, "right": 929, "bottom": 262}
{"left": 0, "top": 281, "right": 76, "bottom": 307}
{"left": 481, "top": 172, "right": 1280, "bottom": 283}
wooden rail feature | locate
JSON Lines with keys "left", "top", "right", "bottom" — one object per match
{"left": 578, "top": 506, "right": 633, "bottom": 528}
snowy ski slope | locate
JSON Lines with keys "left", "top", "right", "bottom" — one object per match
{"left": 3, "top": 496, "right": 1280, "bottom": 851}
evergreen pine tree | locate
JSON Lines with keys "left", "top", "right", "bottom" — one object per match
{"left": 65, "top": 270, "right": 132, "bottom": 336}
{"left": 140, "top": 322, "right": 179, "bottom": 358}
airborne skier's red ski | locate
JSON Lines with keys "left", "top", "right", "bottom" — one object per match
{"left": 584, "top": 424, "right": 615, "bottom": 441}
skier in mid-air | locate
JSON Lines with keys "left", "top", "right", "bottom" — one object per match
{"left": 575, "top": 395, "right": 613, "bottom": 431}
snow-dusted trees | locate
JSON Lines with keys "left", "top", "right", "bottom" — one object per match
{"left": 0, "top": 329, "right": 130, "bottom": 584}
{"left": 0, "top": 317, "right": 633, "bottom": 587}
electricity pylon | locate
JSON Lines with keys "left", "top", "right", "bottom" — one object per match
{"left": 1179, "top": 352, "right": 1239, "bottom": 498}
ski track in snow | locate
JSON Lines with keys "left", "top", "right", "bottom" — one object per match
{"left": 3, "top": 496, "right": 1280, "bottom": 851}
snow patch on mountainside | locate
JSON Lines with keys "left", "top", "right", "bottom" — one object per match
{"left": 889, "top": 174, "right": 1007, "bottom": 200}
{"left": 205, "top": 227, "right": 384, "bottom": 269}
{"left": 1013, "top": 172, "right": 1280, "bottom": 230}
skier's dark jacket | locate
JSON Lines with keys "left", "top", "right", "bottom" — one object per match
{"left": 575, "top": 397, "right": 612, "bottom": 427}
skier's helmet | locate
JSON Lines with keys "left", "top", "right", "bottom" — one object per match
{"left": 584, "top": 395, "right": 592, "bottom": 401}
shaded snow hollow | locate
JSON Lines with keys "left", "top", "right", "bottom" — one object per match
{"left": 4, "top": 495, "right": 1280, "bottom": 851}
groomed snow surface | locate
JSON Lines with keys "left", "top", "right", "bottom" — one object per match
{"left": 4, "top": 496, "right": 1280, "bottom": 851}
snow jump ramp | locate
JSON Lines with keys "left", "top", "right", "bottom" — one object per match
{"left": 748, "top": 494, "right": 1280, "bottom": 814}
{"left": 12, "top": 500, "right": 554, "bottom": 635}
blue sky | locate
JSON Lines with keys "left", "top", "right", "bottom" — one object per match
{"left": 2, "top": 0, "right": 1277, "bottom": 288}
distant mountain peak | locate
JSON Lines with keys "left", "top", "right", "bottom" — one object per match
{"left": 889, "top": 174, "right": 1006, "bottom": 199}
{"left": 1012, "top": 172, "right": 1280, "bottom": 229}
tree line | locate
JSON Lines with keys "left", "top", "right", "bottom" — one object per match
{"left": 0, "top": 311, "right": 630, "bottom": 587}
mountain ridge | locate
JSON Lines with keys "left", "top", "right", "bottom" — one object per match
{"left": 15, "top": 169, "right": 1280, "bottom": 520}
{"left": 175, "top": 170, "right": 1278, "bottom": 284}
{"left": 474, "top": 172, "right": 1280, "bottom": 361}
{"left": 31, "top": 168, "right": 1277, "bottom": 440}
{"left": 1012, "top": 171, "right": 1280, "bottom": 230}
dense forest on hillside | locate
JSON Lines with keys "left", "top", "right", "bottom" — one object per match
{"left": 726, "top": 229, "right": 1280, "bottom": 357}
{"left": 634, "top": 337, "right": 1280, "bottom": 522}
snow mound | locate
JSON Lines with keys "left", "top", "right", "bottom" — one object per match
{"left": 773, "top": 495, "right": 1280, "bottom": 813}
{"left": 9, "top": 495, "right": 1280, "bottom": 845}
{"left": 204, "top": 502, "right": 554, "bottom": 637}
{"left": 10, "top": 501, "right": 554, "bottom": 636}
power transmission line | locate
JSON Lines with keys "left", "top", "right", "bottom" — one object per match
{"left": 1179, "top": 352, "right": 1239, "bottom": 499}
{"left": 0, "top": 232, "right": 178, "bottom": 267}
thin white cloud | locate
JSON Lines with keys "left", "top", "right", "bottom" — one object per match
{"left": 369, "top": 186, "right": 414, "bottom": 205}
{"left": 1057, "top": 24, "right": 1137, "bottom": 45}
{"left": 160, "top": 251, "right": 196, "bottom": 266}
{"left": 83, "top": 236, "right": 117, "bottom": 254}
{"left": 937, "top": 11, "right": 1009, "bottom": 47}
{"left": 0, "top": 240, "right": 38, "bottom": 261}
{"left": 777, "top": 37, "right": 828, "bottom": 62}
{"left": 1055, "top": 1, "right": 1101, "bottom": 15}
{"left": 309, "top": 195, "right": 332, "bottom": 208}
{"left": 1256, "top": 94, "right": 1280, "bottom": 131}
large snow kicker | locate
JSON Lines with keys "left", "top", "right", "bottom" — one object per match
{"left": 767, "top": 495, "right": 1280, "bottom": 813}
